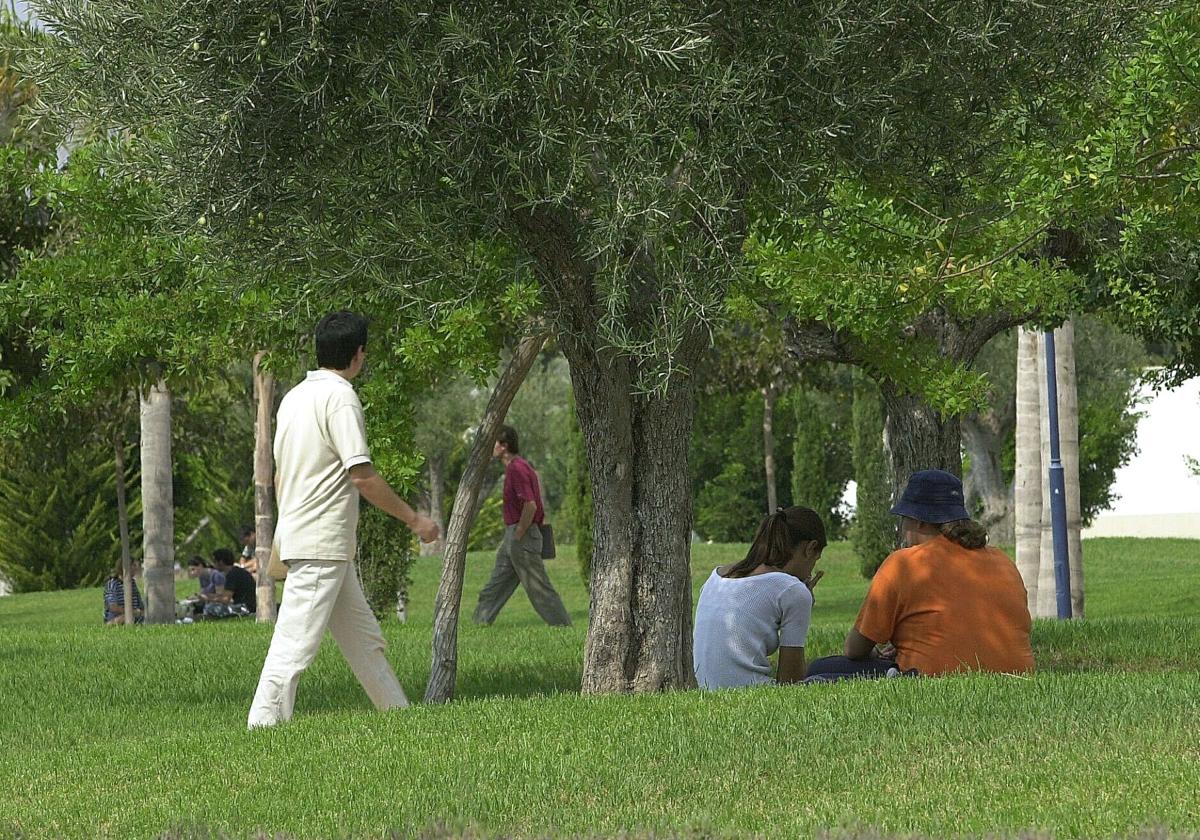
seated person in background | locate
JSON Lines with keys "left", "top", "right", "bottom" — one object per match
{"left": 209, "top": 548, "right": 257, "bottom": 614}
{"left": 104, "top": 560, "right": 144, "bottom": 624}
{"left": 237, "top": 524, "right": 257, "bottom": 575}
{"left": 693, "top": 506, "right": 826, "bottom": 689}
{"left": 807, "top": 469, "right": 1034, "bottom": 681}
{"left": 185, "top": 555, "right": 224, "bottom": 605}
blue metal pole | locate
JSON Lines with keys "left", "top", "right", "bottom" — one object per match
{"left": 1044, "top": 329, "right": 1073, "bottom": 619}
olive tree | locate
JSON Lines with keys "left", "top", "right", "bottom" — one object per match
{"left": 27, "top": 0, "right": 1155, "bottom": 691}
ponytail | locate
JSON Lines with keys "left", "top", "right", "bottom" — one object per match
{"left": 722, "top": 506, "right": 827, "bottom": 579}
{"left": 940, "top": 519, "right": 989, "bottom": 550}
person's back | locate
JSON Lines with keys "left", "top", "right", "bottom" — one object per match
{"left": 222, "top": 563, "right": 257, "bottom": 613}
{"left": 692, "top": 506, "right": 826, "bottom": 689}
{"left": 103, "top": 564, "right": 144, "bottom": 624}
{"left": 693, "top": 570, "right": 813, "bottom": 689}
{"left": 859, "top": 536, "right": 1034, "bottom": 676}
{"left": 274, "top": 371, "right": 369, "bottom": 562}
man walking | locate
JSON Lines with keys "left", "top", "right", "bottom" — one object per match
{"left": 473, "top": 425, "right": 571, "bottom": 627}
{"left": 248, "top": 311, "right": 438, "bottom": 728}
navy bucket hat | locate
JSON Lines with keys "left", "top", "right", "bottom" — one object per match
{"left": 890, "top": 469, "right": 970, "bottom": 524}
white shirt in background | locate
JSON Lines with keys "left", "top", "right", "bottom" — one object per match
{"left": 693, "top": 569, "right": 813, "bottom": 689}
{"left": 273, "top": 369, "right": 372, "bottom": 562}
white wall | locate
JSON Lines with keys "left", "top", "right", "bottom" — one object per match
{"left": 1083, "top": 376, "right": 1200, "bottom": 538}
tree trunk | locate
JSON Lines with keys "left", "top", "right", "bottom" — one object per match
{"left": 962, "top": 414, "right": 1014, "bottom": 545}
{"left": 562, "top": 335, "right": 702, "bottom": 694}
{"left": 420, "top": 455, "right": 447, "bottom": 557}
{"left": 425, "top": 334, "right": 548, "bottom": 703}
{"left": 1055, "top": 320, "right": 1085, "bottom": 618}
{"left": 511, "top": 203, "right": 701, "bottom": 694}
{"left": 1014, "top": 327, "right": 1042, "bottom": 612}
{"left": 139, "top": 379, "right": 175, "bottom": 624}
{"left": 252, "top": 352, "right": 278, "bottom": 624}
{"left": 762, "top": 384, "right": 778, "bottom": 514}
{"left": 880, "top": 384, "right": 962, "bottom": 504}
{"left": 113, "top": 426, "right": 135, "bottom": 627}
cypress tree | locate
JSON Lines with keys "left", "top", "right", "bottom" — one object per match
{"left": 357, "top": 505, "right": 416, "bottom": 621}
{"left": 790, "top": 386, "right": 852, "bottom": 538}
{"left": 851, "top": 372, "right": 894, "bottom": 578}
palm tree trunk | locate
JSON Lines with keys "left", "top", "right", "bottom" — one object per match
{"left": 252, "top": 352, "right": 278, "bottom": 623}
{"left": 113, "top": 425, "right": 135, "bottom": 626}
{"left": 425, "top": 334, "right": 548, "bottom": 703}
{"left": 1014, "top": 327, "right": 1042, "bottom": 612}
{"left": 1035, "top": 334, "right": 1058, "bottom": 618}
{"left": 139, "top": 379, "right": 175, "bottom": 624}
{"left": 1055, "top": 320, "right": 1085, "bottom": 618}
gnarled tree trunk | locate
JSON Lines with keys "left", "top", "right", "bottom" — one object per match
{"left": 139, "top": 379, "right": 175, "bottom": 624}
{"left": 425, "top": 334, "right": 548, "bottom": 703}
{"left": 1014, "top": 327, "right": 1042, "bottom": 611}
{"left": 563, "top": 332, "right": 702, "bottom": 693}
{"left": 252, "top": 352, "right": 278, "bottom": 624}
{"left": 514, "top": 203, "right": 705, "bottom": 693}
{"left": 880, "top": 384, "right": 962, "bottom": 503}
{"left": 962, "top": 413, "right": 1014, "bottom": 545}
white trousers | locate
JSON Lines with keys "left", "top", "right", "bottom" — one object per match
{"left": 247, "top": 559, "right": 408, "bottom": 728}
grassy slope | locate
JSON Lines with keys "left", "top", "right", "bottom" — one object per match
{"left": 1, "top": 538, "right": 1198, "bottom": 838}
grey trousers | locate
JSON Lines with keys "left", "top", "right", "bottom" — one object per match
{"left": 473, "top": 524, "right": 571, "bottom": 626}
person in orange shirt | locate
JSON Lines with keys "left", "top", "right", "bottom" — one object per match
{"left": 807, "top": 469, "right": 1034, "bottom": 680}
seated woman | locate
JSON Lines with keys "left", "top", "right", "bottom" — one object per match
{"left": 693, "top": 506, "right": 826, "bottom": 689}
{"left": 808, "top": 469, "right": 1034, "bottom": 680}
{"left": 103, "top": 560, "right": 144, "bottom": 625}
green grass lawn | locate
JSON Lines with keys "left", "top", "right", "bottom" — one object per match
{"left": 2, "top": 538, "right": 1199, "bottom": 838}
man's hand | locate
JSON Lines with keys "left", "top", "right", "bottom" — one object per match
{"left": 412, "top": 514, "right": 440, "bottom": 544}
{"left": 350, "top": 463, "right": 438, "bottom": 540}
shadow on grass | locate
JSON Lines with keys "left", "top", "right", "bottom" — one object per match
{"left": 1031, "top": 617, "right": 1200, "bottom": 674}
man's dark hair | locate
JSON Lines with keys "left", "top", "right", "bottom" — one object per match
{"left": 211, "top": 548, "right": 235, "bottom": 568}
{"left": 315, "top": 311, "right": 368, "bottom": 370}
{"left": 240, "top": 524, "right": 255, "bottom": 539}
{"left": 497, "top": 425, "right": 520, "bottom": 455}
{"left": 187, "top": 555, "right": 207, "bottom": 568}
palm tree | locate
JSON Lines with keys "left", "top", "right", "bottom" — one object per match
{"left": 1014, "top": 327, "right": 1042, "bottom": 613}
{"left": 1056, "top": 321, "right": 1085, "bottom": 618}
{"left": 139, "top": 379, "right": 175, "bottom": 623}
{"left": 252, "top": 352, "right": 278, "bottom": 623}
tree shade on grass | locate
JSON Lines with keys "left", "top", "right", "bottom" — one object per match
{"left": 0, "top": 538, "right": 1198, "bottom": 838}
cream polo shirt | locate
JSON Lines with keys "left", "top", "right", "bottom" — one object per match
{"left": 273, "top": 369, "right": 372, "bottom": 562}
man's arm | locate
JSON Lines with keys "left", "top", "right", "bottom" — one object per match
{"left": 201, "top": 584, "right": 231, "bottom": 604}
{"left": 349, "top": 463, "right": 439, "bottom": 543}
{"left": 514, "top": 500, "right": 537, "bottom": 540}
{"left": 844, "top": 626, "right": 877, "bottom": 660}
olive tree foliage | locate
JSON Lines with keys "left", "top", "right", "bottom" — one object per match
{"left": 1065, "top": 7, "right": 1200, "bottom": 381}
{"left": 26, "top": 0, "right": 1157, "bottom": 691}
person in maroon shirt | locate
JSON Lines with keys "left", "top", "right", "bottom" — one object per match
{"left": 472, "top": 425, "right": 572, "bottom": 626}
